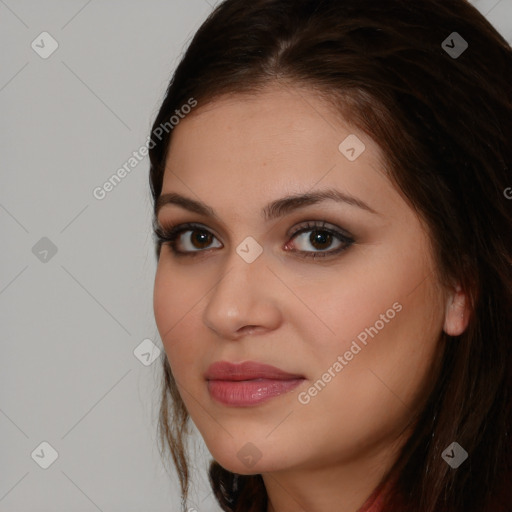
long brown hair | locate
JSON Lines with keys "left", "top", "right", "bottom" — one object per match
{"left": 149, "top": 1, "right": 512, "bottom": 510}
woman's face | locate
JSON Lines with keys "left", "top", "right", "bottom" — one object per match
{"left": 153, "top": 86, "right": 459, "bottom": 477}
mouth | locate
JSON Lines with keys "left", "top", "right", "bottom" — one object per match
{"left": 205, "top": 360, "right": 306, "bottom": 407}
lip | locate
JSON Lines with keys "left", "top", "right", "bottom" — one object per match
{"left": 205, "top": 361, "right": 305, "bottom": 407}
{"left": 205, "top": 361, "right": 304, "bottom": 381}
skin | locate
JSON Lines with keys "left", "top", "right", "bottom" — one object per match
{"left": 153, "top": 85, "right": 470, "bottom": 512}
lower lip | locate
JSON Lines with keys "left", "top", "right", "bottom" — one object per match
{"left": 207, "top": 378, "right": 305, "bottom": 406}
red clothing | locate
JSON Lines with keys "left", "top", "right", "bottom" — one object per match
{"left": 358, "top": 487, "right": 385, "bottom": 512}
{"left": 362, "top": 494, "right": 383, "bottom": 512}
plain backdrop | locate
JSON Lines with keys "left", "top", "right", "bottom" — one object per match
{"left": 1, "top": 1, "right": 511, "bottom": 511}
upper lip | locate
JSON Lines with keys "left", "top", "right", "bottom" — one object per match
{"left": 205, "top": 361, "right": 304, "bottom": 381}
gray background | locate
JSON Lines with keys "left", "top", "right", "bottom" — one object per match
{"left": 1, "top": 1, "right": 511, "bottom": 511}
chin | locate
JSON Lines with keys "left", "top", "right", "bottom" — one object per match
{"left": 205, "top": 438, "right": 288, "bottom": 475}
{"left": 213, "top": 455, "right": 283, "bottom": 476}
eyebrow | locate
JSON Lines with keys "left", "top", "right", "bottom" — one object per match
{"left": 155, "top": 188, "right": 378, "bottom": 221}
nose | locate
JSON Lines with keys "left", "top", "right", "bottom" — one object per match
{"left": 202, "top": 251, "right": 283, "bottom": 340}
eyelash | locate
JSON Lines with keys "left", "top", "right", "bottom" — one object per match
{"left": 153, "top": 221, "right": 355, "bottom": 260}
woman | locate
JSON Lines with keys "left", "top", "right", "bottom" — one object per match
{"left": 149, "top": 1, "right": 512, "bottom": 510}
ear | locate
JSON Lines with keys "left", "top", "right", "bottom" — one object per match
{"left": 443, "top": 284, "right": 471, "bottom": 336}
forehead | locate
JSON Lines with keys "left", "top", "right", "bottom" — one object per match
{"left": 161, "top": 86, "right": 393, "bottom": 215}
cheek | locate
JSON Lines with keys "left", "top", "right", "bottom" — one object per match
{"left": 289, "top": 247, "right": 431, "bottom": 355}
{"left": 153, "top": 258, "right": 202, "bottom": 335}
{"left": 153, "top": 263, "right": 175, "bottom": 340}
{"left": 153, "top": 261, "right": 211, "bottom": 387}
{"left": 289, "top": 241, "right": 444, "bottom": 415}
{"left": 153, "top": 262, "right": 192, "bottom": 359}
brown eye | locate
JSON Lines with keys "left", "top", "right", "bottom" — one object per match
{"left": 286, "top": 221, "right": 354, "bottom": 259}
{"left": 308, "top": 230, "right": 334, "bottom": 250}
{"left": 290, "top": 229, "right": 342, "bottom": 252}
{"left": 189, "top": 229, "right": 214, "bottom": 249}
{"left": 175, "top": 228, "right": 222, "bottom": 252}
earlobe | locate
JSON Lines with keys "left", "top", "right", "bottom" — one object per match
{"left": 443, "top": 284, "right": 470, "bottom": 336}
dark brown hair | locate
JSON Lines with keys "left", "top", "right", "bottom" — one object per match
{"left": 148, "top": 1, "right": 512, "bottom": 511}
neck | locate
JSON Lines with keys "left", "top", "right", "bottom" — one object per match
{"left": 263, "top": 436, "right": 401, "bottom": 512}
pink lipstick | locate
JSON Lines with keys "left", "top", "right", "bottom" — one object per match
{"left": 205, "top": 361, "right": 305, "bottom": 407}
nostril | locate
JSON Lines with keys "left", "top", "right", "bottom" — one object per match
{"left": 238, "top": 325, "right": 261, "bottom": 335}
